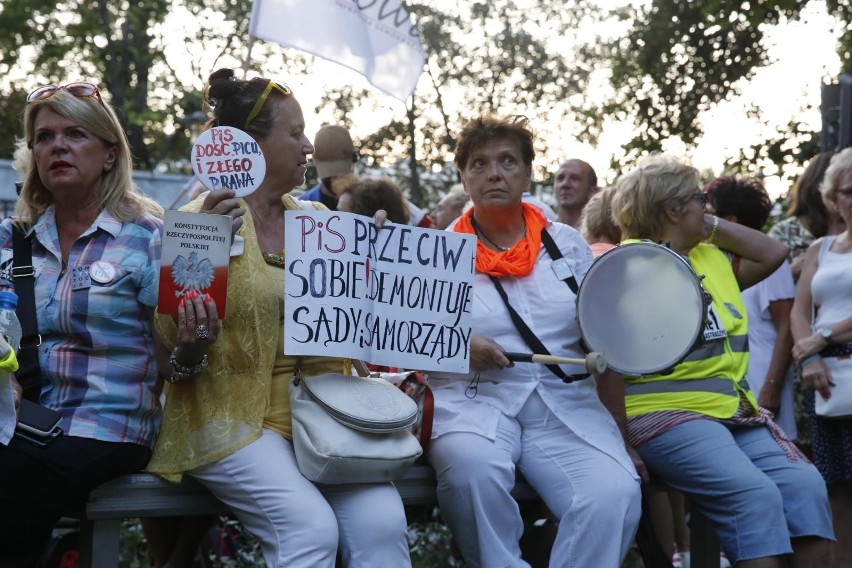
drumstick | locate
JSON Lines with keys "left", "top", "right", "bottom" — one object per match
{"left": 504, "top": 352, "right": 607, "bottom": 374}
{"left": 505, "top": 352, "right": 584, "bottom": 365}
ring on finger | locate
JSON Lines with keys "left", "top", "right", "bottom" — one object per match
{"left": 196, "top": 324, "right": 210, "bottom": 340}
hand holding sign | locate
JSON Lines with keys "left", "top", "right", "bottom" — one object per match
{"left": 200, "top": 189, "right": 246, "bottom": 237}
{"left": 284, "top": 211, "right": 476, "bottom": 373}
{"left": 193, "top": 126, "right": 266, "bottom": 197}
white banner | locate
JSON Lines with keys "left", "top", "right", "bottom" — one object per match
{"left": 284, "top": 211, "right": 475, "bottom": 373}
{"left": 249, "top": 0, "right": 424, "bottom": 101}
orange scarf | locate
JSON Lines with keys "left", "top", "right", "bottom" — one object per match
{"left": 454, "top": 203, "right": 548, "bottom": 277}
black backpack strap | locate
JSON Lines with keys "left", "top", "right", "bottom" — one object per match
{"left": 12, "top": 224, "right": 42, "bottom": 401}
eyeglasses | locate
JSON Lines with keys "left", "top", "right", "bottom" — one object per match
{"left": 244, "top": 80, "right": 292, "bottom": 129}
{"left": 27, "top": 82, "right": 104, "bottom": 106}
{"left": 690, "top": 191, "right": 708, "bottom": 208}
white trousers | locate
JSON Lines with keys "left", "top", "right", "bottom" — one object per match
{"left": 189, "top": 428, "right": 412, "bottom": 568}
{"left": 429, "top": 390, "right": 641, "bottom": 568}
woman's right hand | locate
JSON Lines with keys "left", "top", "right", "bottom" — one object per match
{"left": 469, "top": 335, "right": 513, "bottom": 372}
{"left": 201, "top": 188, "right": 246, "bottom": 237}
{"left": 801, "top": 357, "right": 834, "bottom": 400}
{"left": 174, "top": 290, "right": 221, "bottom": 364}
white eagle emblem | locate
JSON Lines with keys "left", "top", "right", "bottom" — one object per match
{"left": 171, "top": 251, "right": 214, "bottom": 296}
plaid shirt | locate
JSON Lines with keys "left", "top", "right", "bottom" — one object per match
{"left": 767, "top": 217, "right": 814, "bottom": 263}
{"left": 0, "top": 207, "right": 162, "bottom": 447}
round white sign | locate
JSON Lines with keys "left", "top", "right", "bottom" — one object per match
{"left": 192, "top": 126, "right": 266, "bottom": 197}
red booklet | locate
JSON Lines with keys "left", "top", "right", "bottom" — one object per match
{"left": 158, "top": 210, "right": 231, "bottom": 318}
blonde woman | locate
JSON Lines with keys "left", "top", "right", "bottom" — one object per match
{"left": 0, "top": 82, "right": 163, "bottom": 565}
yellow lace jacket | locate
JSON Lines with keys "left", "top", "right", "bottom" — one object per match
{"left": 146, "top": 194, "right": 340, "bottom": 481}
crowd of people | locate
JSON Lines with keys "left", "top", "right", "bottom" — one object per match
{"left": 0, "top": 69, "right": 849, "bottom": 568}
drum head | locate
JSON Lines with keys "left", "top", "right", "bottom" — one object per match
{"left": 577, "top": 242, "right": 706, "bottom": 376}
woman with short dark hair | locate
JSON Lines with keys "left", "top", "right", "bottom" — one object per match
{"left": 427, "top": 114, "right": 642, "bottom": 567}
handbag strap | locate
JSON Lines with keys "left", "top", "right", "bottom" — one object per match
{"left": 11, "top": 224, "right": 42, "bottom": 401}
{"left": 410, "top": 372, "right": 433, "bottom": 452}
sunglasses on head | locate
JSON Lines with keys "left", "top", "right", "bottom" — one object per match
{"left": 244, "top": 80, "right": 292, "bottom": 129}
{"left": 27, "top": 82, "right": 104, "bottom": 106}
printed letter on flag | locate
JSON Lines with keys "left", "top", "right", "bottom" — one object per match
{"left": 249, "top": 0, "right": 424, "bottom": 101}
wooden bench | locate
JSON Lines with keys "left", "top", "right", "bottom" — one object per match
{"left": 77, "top": 465, "right": 719, "bottom": 567}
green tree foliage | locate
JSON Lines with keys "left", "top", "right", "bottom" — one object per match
{"left": 828, "top": 0, "right": 852, "bottom": 72}
{"left": 0, "top": 90, "right": 27, "bottom": 160}
{"left": 0, "top": 0, "right": 845, "bottom": 200}
{"left": 0, "top": 0, "right": 254, "bottom": 171}
{"left": 312, "top": 0, "right": 606, "bottom": 207}
{"left": 603, "top": 0, "right": 806, "bottom": 167}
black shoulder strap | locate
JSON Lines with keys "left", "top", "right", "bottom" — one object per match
{"left": 539, "top": 228, "right": 579, "bottom": 294}
{"left": 488, "top": 274, "right": 587, "bottom": 383}
{"left": 12, "top": 224, "right": 42, "bottom": 401}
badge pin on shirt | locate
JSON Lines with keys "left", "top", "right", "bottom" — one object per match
{"left": 551, "top": 258, "right": 574, "bottom": 281}
{"left": 89, "top": 261, "right": 116, "bottom": 284}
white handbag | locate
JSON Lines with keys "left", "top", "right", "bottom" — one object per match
{"left": 815, "top": 354, "right": 852, "bottom": 419}
{"left": 290, "top": 372, "right": 423, "bottom": 484}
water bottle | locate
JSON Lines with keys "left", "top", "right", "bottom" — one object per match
{"left": 0, "top": 290, "right": 23, "bottom": 353}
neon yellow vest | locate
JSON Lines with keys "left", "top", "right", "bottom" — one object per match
{"left": 623, "top": 243, "right": 757, "bottom": 419}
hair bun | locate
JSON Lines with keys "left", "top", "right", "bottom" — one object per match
{"left": 206, "top": 68, "right": 242, "bottom": 108}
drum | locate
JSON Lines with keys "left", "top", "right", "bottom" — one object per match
{"left": 576, "top": 241, "right": 708, "bottom": 376}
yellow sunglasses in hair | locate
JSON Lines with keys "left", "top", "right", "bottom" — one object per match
{"left": 244, "top": 81, "right": 292, "bottom": 129}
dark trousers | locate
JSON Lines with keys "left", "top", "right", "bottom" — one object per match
{"left": 0, "top": 435, "right": 150, "bottom": 568}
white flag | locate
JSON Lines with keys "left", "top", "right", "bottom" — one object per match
{"left": 249, "top": 0, "right": 424, "bottom": 101}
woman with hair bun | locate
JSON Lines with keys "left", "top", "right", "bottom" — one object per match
{"left": 144, "top": 68, "right": 410, "bottom": 568}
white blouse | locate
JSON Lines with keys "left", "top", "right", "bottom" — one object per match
{"left": 429, "top": 222, "right": 637, "bottom": 478}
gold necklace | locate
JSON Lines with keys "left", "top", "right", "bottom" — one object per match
{"left": 245, "top": 199, "right": 285, "bottom": 266}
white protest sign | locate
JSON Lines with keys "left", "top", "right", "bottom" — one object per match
{"left": 192, "top": 126, "right": 266, "bottom": 197}
{"left": 284, "top": 210, "right": 476, "bottom": 373}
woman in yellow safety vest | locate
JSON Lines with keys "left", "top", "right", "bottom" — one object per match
{"left": 610, "top": 155, "right": 834, "bottom": 568}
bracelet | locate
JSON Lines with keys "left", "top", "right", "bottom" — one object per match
{"left": 167, "top": 346, "right": 208, "bottom": 384}
{"left": 798, "top": 353, "right": 821, "bottom": 368}
{"left": 707, "top": 215, "right": 719, "bottom": 244}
